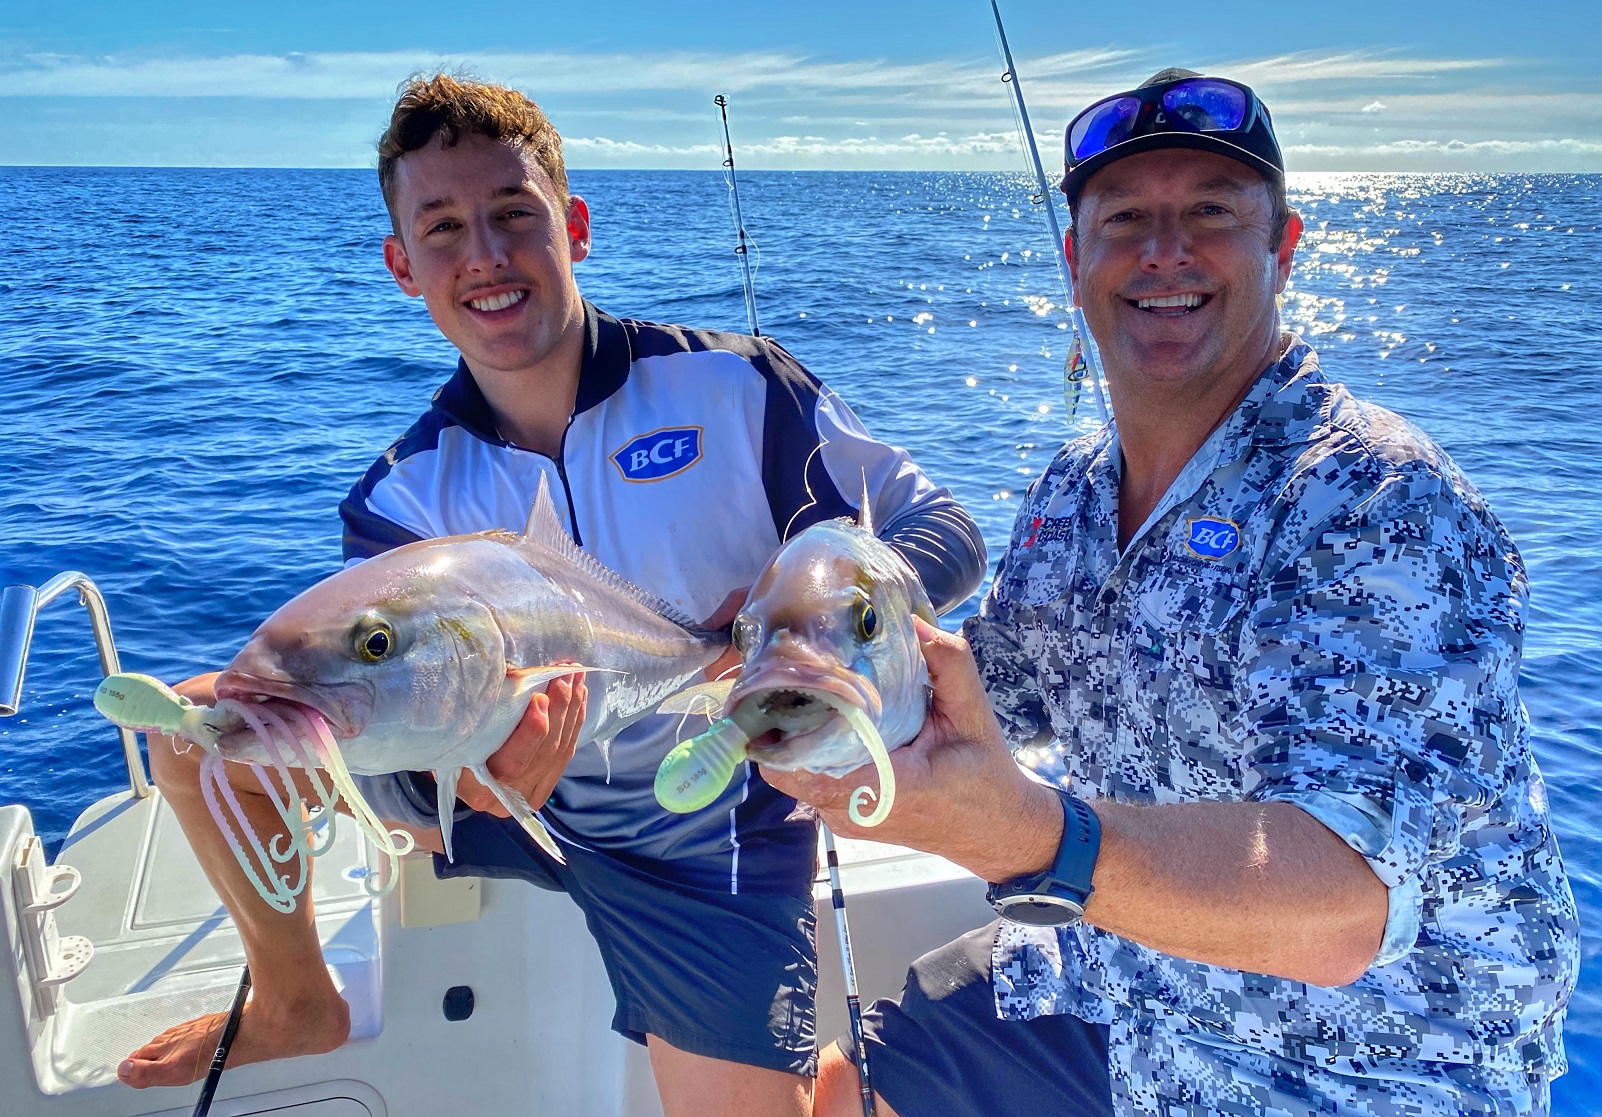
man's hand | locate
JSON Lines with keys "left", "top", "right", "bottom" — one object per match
{"left": 761, "top": 618, "right": 1062, "bottom": 884}
{"left": 702, "top": 585, "right": 751, "bottom": 682}
{"left": 456, "top": 672, "right": 589, "bottom": 815}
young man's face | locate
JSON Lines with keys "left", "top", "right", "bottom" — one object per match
{"left": 1068, "top": 148, "right": 1301, "bottom": 396}
{"left": 383, "top": 132, "right": 590, "bottom": 380}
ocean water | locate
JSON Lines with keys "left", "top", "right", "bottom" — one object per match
{"left": 1, "top": 167, "right": 1599, "bottom": 1108}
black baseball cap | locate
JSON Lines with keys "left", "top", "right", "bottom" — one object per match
{"left": 1060, "top": 68, "right": 1284, "bottom": 210}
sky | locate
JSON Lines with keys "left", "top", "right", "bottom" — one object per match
{"left": 3, "top": 0, "right": 1599, "bottom": 172}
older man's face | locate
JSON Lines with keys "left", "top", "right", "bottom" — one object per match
{"left": 1068, "top": 148, "right": 1299, "bottom": 396}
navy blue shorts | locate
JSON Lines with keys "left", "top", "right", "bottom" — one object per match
{"left": 838, "top": 921, "right": 1112, "bottom": 1116}
{"left": 433, "top": 809, "right": 820, "bottom": 1076}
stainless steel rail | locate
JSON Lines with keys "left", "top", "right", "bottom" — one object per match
{"left": 0, "top": 574, "right": 152, "bottom": 798}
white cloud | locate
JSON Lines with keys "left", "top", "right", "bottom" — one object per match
{"left": 1288, "top": 137, "right": 1602, "bottom": 156}
{"left": 0, "top": 43, "right": 1597, "bottom": 170}
{"left": 568, "top": 130, "right": 1020, "bottom": 159}
{"left": 0, "top": 46, "right": 1132, "bottom": 101}
{"left": 1213, "top": 49, "right": 1499, "bottom": 86}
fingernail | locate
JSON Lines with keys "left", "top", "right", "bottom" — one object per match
{"left": 118, "top": 1060, "right": 134, "bottom": 1080}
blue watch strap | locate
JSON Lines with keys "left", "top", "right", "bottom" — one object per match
{"left": 1053, "top": 790, "right": 1100, "bottom": 900}
{"left": 987, "top": 788, "right": 1101, "bottom": 925}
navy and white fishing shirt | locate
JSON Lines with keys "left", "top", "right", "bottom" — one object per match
{"left": 968, "top": 339, "right": 1579, "bottom": 1115}
{"left": 341, "top": 301, "right": 984, "bottom": 891}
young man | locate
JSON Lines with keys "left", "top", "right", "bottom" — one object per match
{"left": 120, "top": 75, "right": 984, "bottom": 1116}
{"left": 777, "top": 70, "right": 1579, "bottom": 1117}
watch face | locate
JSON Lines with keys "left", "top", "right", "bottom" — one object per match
{"left": 997, "top": 894, "right": 1086, "bottom": 928}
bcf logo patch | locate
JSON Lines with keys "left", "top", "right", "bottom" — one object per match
{"left": 611, "top": 426, "right": 703, "bottom": 482}
{"left": 1185, "top": 517, "right": 1240, "bottom": 560}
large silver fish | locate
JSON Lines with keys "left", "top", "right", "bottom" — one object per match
{"left": 97, "top": 476, "right": 725, "bottom": 909}
{"left": 654, "top": 507, "right": 933, "bottom": 826}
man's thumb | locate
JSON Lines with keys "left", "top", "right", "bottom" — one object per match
{"left": 913, "top": 618, "right": 984, "bottom": 697}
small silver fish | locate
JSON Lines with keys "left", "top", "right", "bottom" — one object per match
{"left": 655, "top": 507, "right": 933, "bottom": 826}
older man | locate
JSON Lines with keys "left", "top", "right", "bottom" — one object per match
{"left": 778, "top": 69, "right": 1579, "bottom": 1117}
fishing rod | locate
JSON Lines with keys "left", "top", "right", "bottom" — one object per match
{"left": 989, "top": 0, "right": 1111, "bottom": 423}
{"left": 822, "top": 825, "right": 877, "bottom": 1117}
{"left": 712, "top": 94, "right": 875, "bottom": 1116}
{"left": 191, "top": 964, "right": 250, "bottom": 1117}
{"left": 715, "top": 95, "right": 762, "bottom": 337}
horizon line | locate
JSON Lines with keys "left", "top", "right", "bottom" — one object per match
{"left": 3, "top": 163, "right": 1599, "bottom": 175}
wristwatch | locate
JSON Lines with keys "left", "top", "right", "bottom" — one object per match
{"left": 986, "top": 788, "right": 1101, "bottom": 927}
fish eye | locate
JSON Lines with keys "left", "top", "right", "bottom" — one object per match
{"left": 855, "top": 601, "right": 879, "bottom": 641}
{"left": 731, "top": 615, "right": 761, "bottom": 656}
{"left": 355, "top": 621, "right": 395, "bottom": 663}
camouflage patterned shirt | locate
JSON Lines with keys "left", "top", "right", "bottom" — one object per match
{"left": 968, "top": 340, "right": 1580, "bottom": 1115}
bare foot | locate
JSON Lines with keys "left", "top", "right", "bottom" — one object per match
{"left": 118, "top": 990, "right": 350, "bottom": 1089}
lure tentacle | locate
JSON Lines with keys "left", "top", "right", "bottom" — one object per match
{"left": 296, "top": 715, "right": 414, "bottom": 897}
{"left": 840, "top": 706, "right": 896, "bottom": 827}
{"left": 198, "top": 752, "right": 303, "bottom": 913}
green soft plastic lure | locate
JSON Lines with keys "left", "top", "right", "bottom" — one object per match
{"left": 654, "top": 704, "right": 896, "bottom": 826}
{"left": 94, "top": 672, "right": 223, "bottom": 746}
{"left": 654, "top": 717, "right": 753, "bottom": 815}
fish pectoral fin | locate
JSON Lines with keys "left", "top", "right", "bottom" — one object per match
{"left": 467, "top": 765, "right": 566, "bottom": 866}
{"left": 656, "top": 679, "right": 736, "bottom": 717}
{"left": 506, "top": 663, "right": 610, "bottom": 700}
{"left": 434, "top": 768, "right": 460, "bottom": 864}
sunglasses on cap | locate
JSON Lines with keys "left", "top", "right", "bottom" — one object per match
{"left": 1060, "top": 75, "right": 1283, "bottom": 205}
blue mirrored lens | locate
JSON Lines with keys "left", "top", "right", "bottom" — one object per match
{"left": 1161, "top": 80, "right": 1248, "bottom": 132}
{"left": 1069, "top": 96, "right": 1142, "bottom": 160}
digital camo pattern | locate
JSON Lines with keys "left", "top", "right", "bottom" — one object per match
{"left": 971, "top": 341, "right": 1580, "bottom": 1116}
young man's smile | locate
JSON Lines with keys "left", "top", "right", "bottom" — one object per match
{"left": 382, "top": 131, "right": 590, "bottom": 387}
{"left": 461, "top": 283, "right": 531, "bottom": 317}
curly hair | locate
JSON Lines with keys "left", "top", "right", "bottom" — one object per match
{"left": 377, "top": 73, "right": 568, "bottom": 233}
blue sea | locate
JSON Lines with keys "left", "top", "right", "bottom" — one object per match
{"left": 1, "top": 167, "right": 1599, "bottom": 1108}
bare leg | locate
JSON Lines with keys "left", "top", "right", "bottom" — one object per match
{"left": 812, "top": 1040, "right": 899, "bottom": 1117}
{"left": 645, "top": 1034, "right": 811, "bottom": 1117}
{"left": 119, "top": 674, "right": 357, "bottom": 1088}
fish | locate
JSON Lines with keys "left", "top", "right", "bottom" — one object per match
{"left": 96, "top": 475, "right": 726, "bottom": 912}
{"left": 653, "top": 504, "right": 934, "bottom": 827}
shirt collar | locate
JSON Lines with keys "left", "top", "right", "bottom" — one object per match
{"left": 1090, "top": 335, "right": 1328, "bottom": 557}
{"left": 431, "top": 299, "right": 635, "bottom": 444}
{"left": 1212, "top": 334, "right": 1328, "bottom": 462}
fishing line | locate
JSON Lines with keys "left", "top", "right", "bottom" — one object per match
{"left": 712, "top": 94, "right": 876, "bottom": 1116}
{"left": 988, "top": 0, "right": 1111, "bottom": 424}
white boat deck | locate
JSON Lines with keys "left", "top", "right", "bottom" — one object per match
{"left": 2, "top": 788, "right": 993, "bottom": 1116}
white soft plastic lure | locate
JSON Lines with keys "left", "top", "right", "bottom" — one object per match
{"left": 96, "top": 476, "right": 728, "bottom": 912}
{"left": 654, "top": 506, "right": 932, "bottom": 826}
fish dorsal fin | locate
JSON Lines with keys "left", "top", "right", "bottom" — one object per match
{"left": 523, "top": 473, "right": 571, "bottom": 547}
{"left": 858, "top": 473, "right": 874, "bottom": 534}
{"left": 518, "top": 474, "right": 709, "bottom": 634}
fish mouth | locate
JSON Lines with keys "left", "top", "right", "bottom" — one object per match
{"left": 211, "top": 672, "right": 362, "bottom": 746}
{"left": 730, "top": 683, "right": 881, "bottom": 770}
{"left": 727, "top": 655, "right": 882, "bottom": 756}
